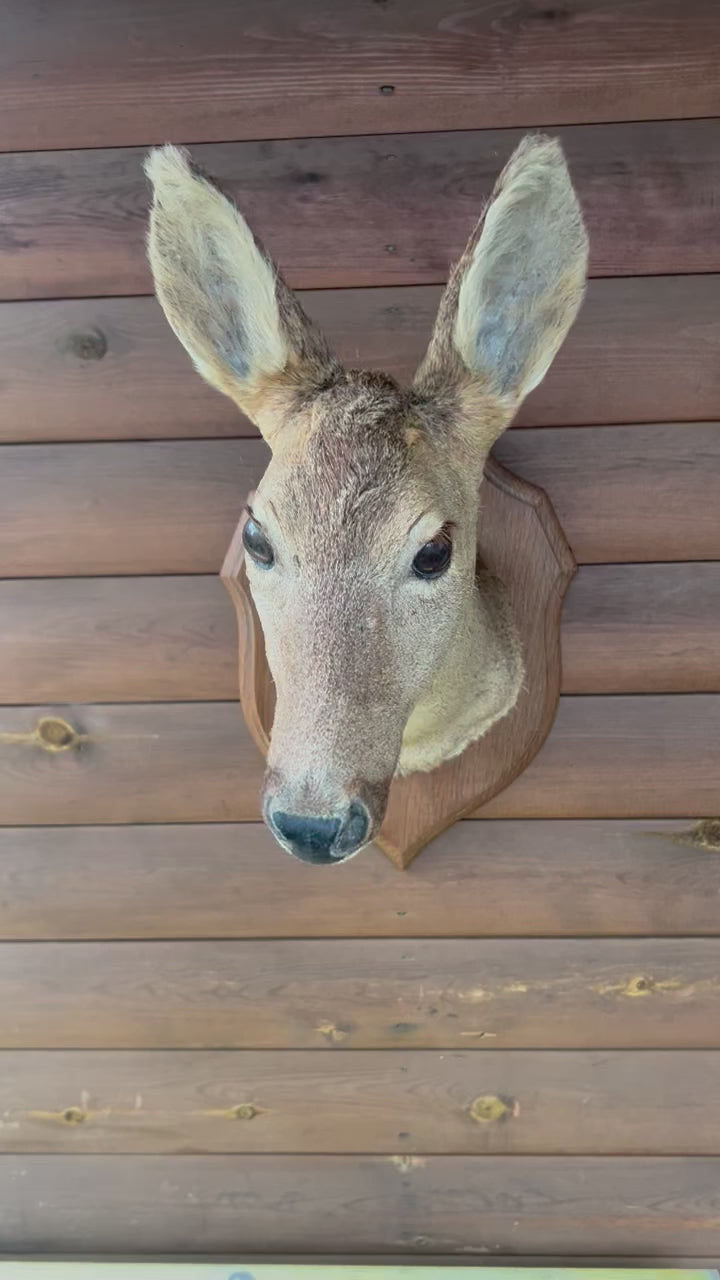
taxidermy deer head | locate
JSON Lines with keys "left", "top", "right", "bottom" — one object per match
{"left": 145, "top": 136, "right": 588, "bottom": 865}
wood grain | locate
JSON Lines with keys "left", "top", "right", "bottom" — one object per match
{"left": 0, "top": 702, "right": 263, "bottom": 826}
{"left": 1, "top": 819, "right": 716, "bottom": 941}
{"left": 5, "top": 276, "right": 720, "bottom": 443}
{"left": 1, "top": 1154, "right": 720, "bottom": 1254}
{"left": 495, "top": 422, "right": 720, "bottom": 565}
{"left": 3, "top": 1262, "right": 712, "bottom": 1272}
{"left": 2, "top": 0, "right": 719, "bottom": 1257}
{"left": 2, "top": 424, "right": 719, "bottom": 578}
{"left": 3, "top": 0, "right": 719, "bottom": 151}
{"left": 0, "top": 696, "right": 717, "bottom": 826}
{"left": 4, "top": 1261, "right": 711, "bottom": 1271}
{"left": 475, "top": 694, "right": 720, "bottom": 820}
{"left": 561, "top": 563, "right": 720, "bottom": 694}
{"left": 0, "top": 438, "right": 272, "bottom": 578}
{"left": 1, "top": 1049, "right": 718, "bottom": 1155}
{"left": 199, "top": 1263, "right": 720, "bottom": 1271}
{"left": 2, "top": 562, "right": 717, "bottom": 705}
{"left": 0, "top": 576, "right": 238, "bottom": 704}
{"left": 2, "top": 937, "right": 720, "bottom": 1050}
{"left": 2, "top": 120, "right": 720, "bottom": 300}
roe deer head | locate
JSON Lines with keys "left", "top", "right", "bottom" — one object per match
{"left": 145, "top": 136, "right": 587, "bottom": 864}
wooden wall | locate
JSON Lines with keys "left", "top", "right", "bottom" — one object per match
{"left": 0, "top": 0, "right": 719, "bottom": 1264}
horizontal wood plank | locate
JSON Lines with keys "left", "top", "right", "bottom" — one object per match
{"left": 4, "top": 1262, "right": 714, "bottom": 1271}
{"left": 2, "top": 937, "right": 720, "bottom": 1050}
{"left": 0, "top": 576, "right": 237, "bottom": 704}
{"left": 198, "top": 1263, "right": 720, "bottom": 1271}
{"left": 1, "top": 819, "right": 718, "bottom": 940}
{"left": 561, "top": 563, "right": 720, "bottom": 694}
{"left": 1, "top": 564, "right": 718, "bottom": 705}
{"left": 0, "top": 439, "right": 271, "bottom": 578}
{"left": 0, "top": 696, "right": 717, "bottom": 826}
{"left": 1, "top": 1154, "right": 720, "bottom": 1254}
{"left": 1, "top": 1049, "right": 719, "bottom": 1155}
{"left": 476, "top": 694, "right": 720, "bottom": 821}
{"left": 3, "top": 0, "right": 719, "bottom": 151}
{"left": 2, "top": 424, "right": 719, "bottom": 577}
{"left": 494, "top": 422, "right": 720, "bottom": 565}
{"left": 2, "top": 120, "right": 720, "bottom": 300}
{"left": 4, "top": 276, "right": 720, "bottom": 441}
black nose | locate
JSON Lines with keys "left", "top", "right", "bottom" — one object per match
{"left": 269, "top": 803, "right": 369, "bottom": 865}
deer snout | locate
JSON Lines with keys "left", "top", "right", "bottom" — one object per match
{"left": 261, "top": 680, "right": 400, "bottom": 863}
{"left": 266, "top": 799, "right": 371, "bottom": 865}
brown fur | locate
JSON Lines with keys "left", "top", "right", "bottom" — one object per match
{"left": 145, "top": 136, "right": 588, "bottom": 857}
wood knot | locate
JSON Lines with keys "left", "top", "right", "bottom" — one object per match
{"left": 390, "top": 1154, "right": 425, "bottom": 1171}
{"left": 534, "top": 6, "right": 569, "bottom": 21}
{"left": 230, "top": 1103, "right": 259, "bottom": 1120}
{"left": 36, "top": 717, "right": 78, "bottom": 751}
{"left": 61, "top": 1106, "right": 86, "bottom": 1125}
{"left": 316, "top": 1022, "right": 350, "bottom": 1044}
{"left": 675, "top": 819, "right": 720, "bottom": 851}
{"left": 624, "top": 975, "right": 653, "bottom": 997}
{"left": 58, "top": 326, "right": 108, "bottom": 360}
{"left": 469, "top": 1094, "right": 518, "bottom": 1124}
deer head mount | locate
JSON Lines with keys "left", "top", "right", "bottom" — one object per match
{"left": 146, "top": 136, "right": 588, "bottom": 867}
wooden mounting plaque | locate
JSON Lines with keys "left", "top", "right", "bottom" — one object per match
{"left": 221, "top": 456, "right": 576, "bottom": 868}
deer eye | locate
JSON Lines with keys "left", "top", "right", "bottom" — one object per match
{"left": 242, "top": 517, "right": 275, "bottom": 569}
{"left": 412, "top": 526, "right": 453, "bottom": 580}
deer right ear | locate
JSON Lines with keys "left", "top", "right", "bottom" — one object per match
{"left": 145, "top": 145, "right": 338, "bottom": 445}
{"left": 413, "top": 135, "right": 588, "bottom": 449}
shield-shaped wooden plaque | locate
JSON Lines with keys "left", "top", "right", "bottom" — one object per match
{"left": 221, "top": 456, "right": 576, "bottom": 868}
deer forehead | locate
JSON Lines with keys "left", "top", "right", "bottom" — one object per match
{"left": 257, "top": 374, "right": 464, "bottom": 558}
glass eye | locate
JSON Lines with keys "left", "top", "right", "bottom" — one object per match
{"left": 242, "top": 517, "right": 275, "bottom": 569}
{"left": 412, "top": 526, "right": 453, "bottom": 580}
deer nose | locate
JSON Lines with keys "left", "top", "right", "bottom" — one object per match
{"left": 269, "top": 802, "right": 369, "bottom": 864}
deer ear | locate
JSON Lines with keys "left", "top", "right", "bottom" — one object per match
{"left": 145, "top": 145, "right": 338, "bottom": 445}
{"left": 413, "top": 135, "right": 588, "bottom": 443}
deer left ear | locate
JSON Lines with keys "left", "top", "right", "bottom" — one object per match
{"left": 145, "top": 145, "right": 338, "bottom": 446}
{"left": 413, "top": 135, "right": 588, "bottom": 445}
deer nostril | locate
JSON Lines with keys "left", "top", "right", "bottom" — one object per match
{"left": 268, "top": 803, "right": 370, "bottom": 864}
{"left": 334, "top": 802, "right": 370, "bottom": 856}
{"left": 270, "top": 811, "right": 342, "bottom": 863}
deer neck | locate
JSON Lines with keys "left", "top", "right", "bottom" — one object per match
{"left": 397, "top": 568, "right": 524, "bottom": 776}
